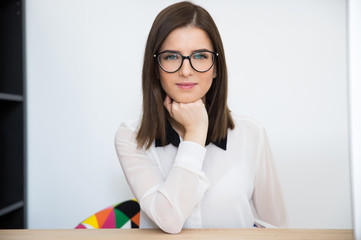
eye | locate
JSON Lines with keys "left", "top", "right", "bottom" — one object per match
{"left": 192, "top": 52, "right": 208, "bottom": 60}
{"left": 162, "top": 53, "right": 179, "bottom": 61}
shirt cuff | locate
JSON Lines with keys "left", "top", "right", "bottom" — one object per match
{"left": 173, "top": 141, "right": 207, "bottom": 171}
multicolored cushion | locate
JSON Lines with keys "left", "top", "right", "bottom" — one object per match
{"left": 75, "top": 200, "right": 140, "bottom": 229}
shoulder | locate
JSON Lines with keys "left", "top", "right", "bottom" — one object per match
{"left": 228, "top": 114, "right": 268, "bottom": 145}
{"left": 117, "top": 119, "right": 140, "bottom": 131}
{"left": 227, "top": 114, "right": 269, "bottom": 154}
{"left": 231, "top": 114, "right": 265, "bottom": 132}
{"left": 114, "top": 119, "right": 140, "bottom": 146}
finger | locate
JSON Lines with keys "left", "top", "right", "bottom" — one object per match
{"left": 163, "top": 95, "right": 173, "bottom": 115}
{"left": 172, "top": 101, "right": 180, "bottom": 113}
{"left": 164, "top": 95, "right": 172, "bottom": 105}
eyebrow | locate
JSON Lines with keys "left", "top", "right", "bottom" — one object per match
{"left": 193, "top": 48, "right": 213, "bottom": 52}
{"left": 160, "top": 48, "right": 213, "bottom": 54}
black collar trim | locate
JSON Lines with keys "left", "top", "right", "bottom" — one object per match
{"left": 155, "top": 120, "right": 227, "bottom": 150}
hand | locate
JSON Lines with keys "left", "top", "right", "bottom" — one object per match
{"left": 164, "top": 95, "right": 208, "bottom": 146}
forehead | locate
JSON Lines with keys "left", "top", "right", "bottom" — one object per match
{"left": 160, "top": 26, "right": 213, "bottom": 53}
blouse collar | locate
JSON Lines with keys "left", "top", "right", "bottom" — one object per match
{"left": 155, "top": 119, "right": 227, "bottom": 150}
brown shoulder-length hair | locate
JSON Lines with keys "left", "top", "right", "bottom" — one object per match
{"left": 137, "top": 1, "right": 234, "bottom": 149}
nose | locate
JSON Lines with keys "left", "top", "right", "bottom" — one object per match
{"left": 178, "top": 57, "right": 194, "bottom": 77}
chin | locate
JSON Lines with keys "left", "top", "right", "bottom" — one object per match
{"left": 173, "top": 96, "right": 200, "bottom": 103}
{"left": 174, "top": 94, "right": 207, "bottom": 104}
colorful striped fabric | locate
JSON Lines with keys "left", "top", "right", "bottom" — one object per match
{"left": 75, "top": 200, "right": 140, "bottom": 229}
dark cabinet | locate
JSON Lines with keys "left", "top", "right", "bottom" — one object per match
{"left": 0, "top": 0, "right": 26, "bottom": 228}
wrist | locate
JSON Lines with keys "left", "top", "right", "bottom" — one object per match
{"left": 183, "top": 127, "right": 208, "bottom": 146}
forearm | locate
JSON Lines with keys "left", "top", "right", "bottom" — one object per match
{"left": 141, "top": 164, "right": 209, "bottom": 233}
{"left": 117, "top": 133, "right": 209, "bottom": 233}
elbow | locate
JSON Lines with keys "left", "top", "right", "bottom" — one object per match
{"left": 151, "top": 211, "right": 184, "bottom": 234}
{"left": 145, "top": 195, "right": 186, "bottom": 234}
{"left": 159, "top": 223, "right": 182, "bottom": 234}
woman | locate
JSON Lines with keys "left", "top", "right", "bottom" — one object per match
{"left": 115, "top": 1, "right": 287, "bottom": 234}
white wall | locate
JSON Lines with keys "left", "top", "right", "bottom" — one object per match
{"left": 26, "top": 0, "right": 352, "bottom": 229}
{"left": 348, "top": 0, "right": 361, "bottom": 238}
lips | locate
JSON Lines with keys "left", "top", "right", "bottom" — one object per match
{"left": 176, "top": 82, "right": 197, "bottom": 89}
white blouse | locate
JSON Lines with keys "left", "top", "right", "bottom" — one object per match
{"left": 114, "top": 115, "right": 288, "bottom": 234}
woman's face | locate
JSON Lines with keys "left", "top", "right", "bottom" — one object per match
{"left": 158, "top": 26, "right": 216, "bottom": 103}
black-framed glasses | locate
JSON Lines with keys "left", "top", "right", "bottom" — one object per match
{"left": 154, "top": 50, "right": 218, "bottom": 73}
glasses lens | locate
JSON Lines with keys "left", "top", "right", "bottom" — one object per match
{"left": 157, "top": 51, "right": 216, "bottom": 73}
{"left": 190, "top": 51, "right": 215, "bottom": 72}
{"left": 158, "top": 52, "right": 182, "bottom": 73}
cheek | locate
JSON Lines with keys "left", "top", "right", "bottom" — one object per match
{"left": 202, "top": 72, "right": 215, "bottom": 90}
{"left": 202, "top": 69, "right": 215, "bottom": 90}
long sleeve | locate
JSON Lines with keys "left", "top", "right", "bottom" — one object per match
{"left": 114, "top": 122, "right": 209, "bottom": 234}
{"left": 252, "top": 128, "right": 288, "bottom": 228}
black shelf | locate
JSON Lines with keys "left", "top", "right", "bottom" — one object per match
{"left": 0, "top": 0, "right": 23, "bottom": 95}
{"left": 0, "top": 0, "right": 26, "bottom": 229}
{"left": 0, "top": 93, "right": 23, "bottom": 102}
{"left": 0, "top": 201, "right": 24, "bottom": 217}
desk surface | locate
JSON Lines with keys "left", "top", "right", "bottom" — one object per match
{"left": 0, "top": 229, "right": 354, "bottom": 240}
